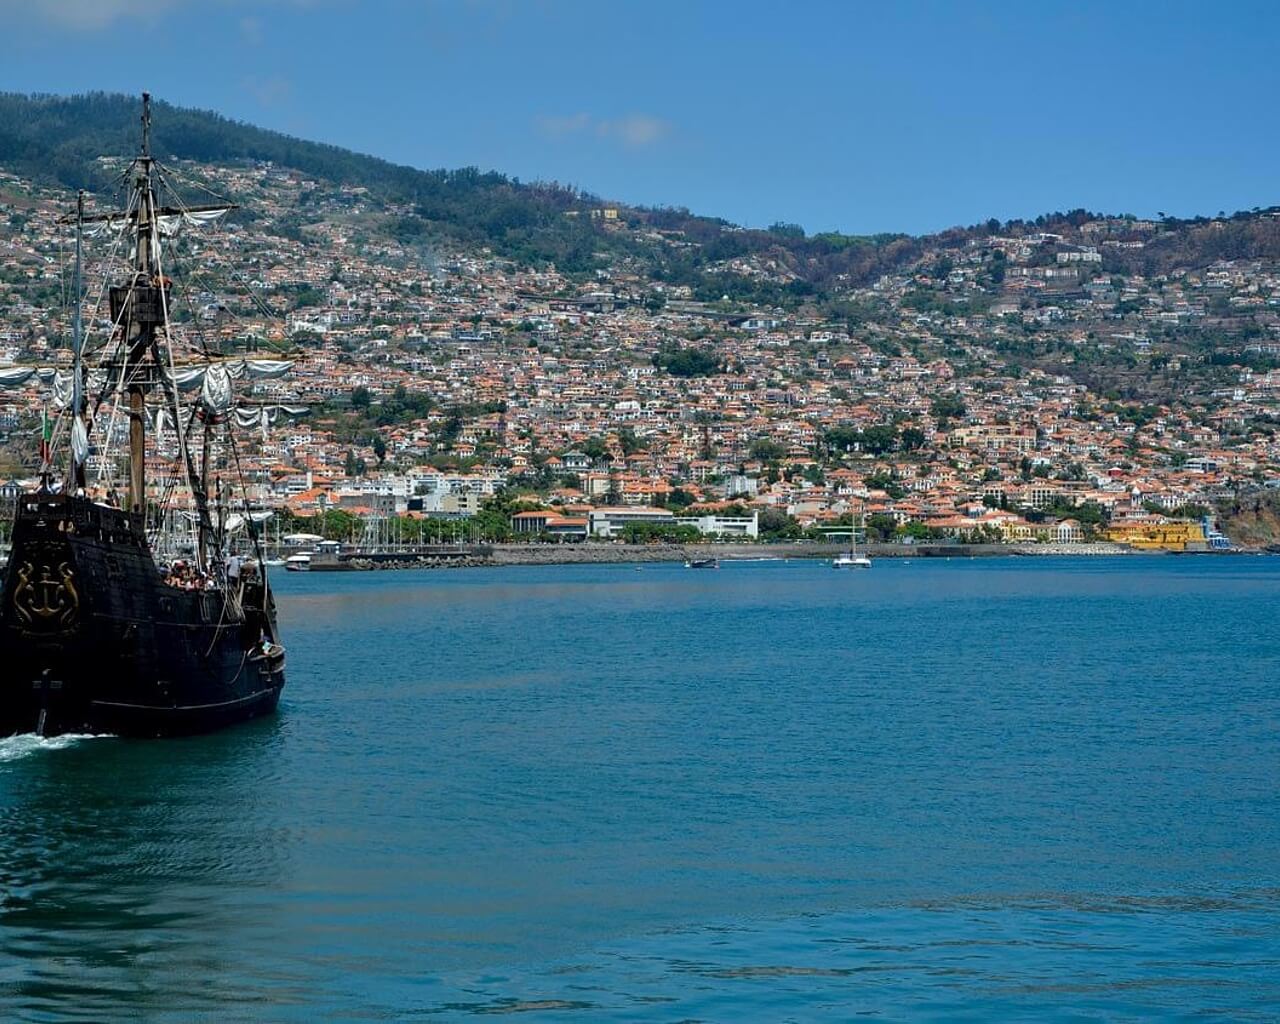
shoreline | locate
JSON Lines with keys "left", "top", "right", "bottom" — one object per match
{"left": 320, "top": 539, "right": 1229, "bottom": 571}
{"left": 487, "top": 540, "right": 1142, "bottom": 565}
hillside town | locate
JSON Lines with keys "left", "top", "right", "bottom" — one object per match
{"left": 1, "top": 157, "right": 1278, "bottom": 552}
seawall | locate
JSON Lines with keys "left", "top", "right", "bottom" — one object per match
{"left": 331, "top": 540, "right": 1142, "bottom": 570}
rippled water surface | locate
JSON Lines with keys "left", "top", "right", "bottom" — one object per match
{"left": 1, "top": 556, "right": 1278, "bottom": 1021}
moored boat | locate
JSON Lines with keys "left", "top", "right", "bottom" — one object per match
{"left": 832, "top": 512, "right": 872, "bottom": 569}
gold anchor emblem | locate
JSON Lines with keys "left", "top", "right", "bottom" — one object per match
{"left": 13, "top": 561, "right": 80, "bottom": 631}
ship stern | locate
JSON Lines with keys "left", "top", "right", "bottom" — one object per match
{"left": 0, "top": 493, "right": 93, "bottom": 736}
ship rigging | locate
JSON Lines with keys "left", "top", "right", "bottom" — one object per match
{"left": 0, "top": 94, "right": 292, "bottom": 737}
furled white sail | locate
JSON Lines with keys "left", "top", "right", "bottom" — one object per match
{"left": 199, "top": 364, "right": 234, "bottom": 418}
{"left": 40, "top": 368, "right": 111, "bottom": 409}
{"left": 232, "top": 402, "right": 309, "bottom": 439}
{"left": 50, "top": 371, "right": 72, "bottom": 409}
{"left": 0, "top": 361, "right": 294, "bottom": 399}
{"left": 84, "top": 207, "right": 230, "bottom": 240}
{"left": 231, "top": 404, "right": 309, "bottom": 428}
{"left": 0, "top": 367, "right": 36, "bottom": 390}
{"left": 173, "top": 359, "right": 295, "bottom": 391}
{"left": 70, "top": 416, "right": 90, "bottom": 465}
{"left": 157, "top": 208, "right": 230, "bottom": 237}
{"left": 241, "top": 359, "right": 294, "bottom": 380}
{"left": 172, "top": 367, "right": 206, "bottom": 391}
{"left": 224, "top": 510, "right": 274, "bottom": 534}
{"left": 0, "top": 363, "right": 258, "bottom": 402}
{"left": 235, "top": 406, "right": 271, "bottom": 439}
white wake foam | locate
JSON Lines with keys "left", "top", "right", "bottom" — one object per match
{"left": 0, "top": 733, "right": 113, "bottom": 762}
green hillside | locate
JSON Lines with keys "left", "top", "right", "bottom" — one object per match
{"left": 1, "top": 92, "right": 1277, "bottom": 306}
{"left": 0, "top": 91, "right": 917, "bottom": 299}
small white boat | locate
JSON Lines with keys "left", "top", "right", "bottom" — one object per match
{"left": 832, "top": 515, "right": 872, "bottom": 569}
{"left": 262, "top": 557, "right": 286, "bottom": 568}
{"left": 284, "top": 552, "right": 312, "bottom": 572}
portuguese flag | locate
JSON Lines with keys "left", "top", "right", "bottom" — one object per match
{"left": 38, "top": 408, "right": 50, "bottom": 464}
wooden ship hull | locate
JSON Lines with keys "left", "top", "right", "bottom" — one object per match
{"left": 0, "top": 493, "right": 284, "bottom": 738}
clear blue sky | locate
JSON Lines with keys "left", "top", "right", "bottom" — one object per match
{"left": 1, "top": 0, "right": 1277, "bottom": 236}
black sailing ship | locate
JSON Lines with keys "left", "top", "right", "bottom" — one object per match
{"left": 0, "top": 95, "right": 287, "bottom": 737}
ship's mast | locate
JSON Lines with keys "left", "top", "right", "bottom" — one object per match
{"left": 125, "top": 92, "right": 155, "bottom": 515}
{"left": 66, "top": 94, "right": 260, "bottom": 576}
{"left": 70, "top": 190, "right": 86, "bottom": 492}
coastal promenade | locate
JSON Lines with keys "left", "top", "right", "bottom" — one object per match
{"left": 490, "top": 540, "right": 1139, "bottom": 565}
{"left": 330, "top": 540, "right": 1142, "bottom": 570}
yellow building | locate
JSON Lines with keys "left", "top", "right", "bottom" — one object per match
{"left": 1104, "top": 520, "right": 1206, "bottom": 551}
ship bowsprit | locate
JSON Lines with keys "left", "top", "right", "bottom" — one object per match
{"left": 0, "top": 494, "right": 285, "bottom": 738}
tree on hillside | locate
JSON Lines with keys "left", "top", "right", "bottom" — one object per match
{"left": 653, "top": 346, "right": 721, "bottom": 378}
{"left": 899, "top": 427, "right": 926, "bottom": 451}
{"left": 758, "top": 506, "right": 801, "bottom": 540}
{"left": 749, "top": 439, "right": 788, "bottom": 462}
{"left": 858, "top": 425, "right": 899, "bottom": 455}
{"left": 866, "top": 513, "right": 899, "bottom": 541}
{"left": 617, "top": 427, "right": 644, "bottom": 456}
{"left": 581, "top": 436, "right": 608, "bottom": 461}
{"left": 825, "top": 426, "right": 861, "bottom": 451}
{"left": 931, "top": 395, "right": 966, "bottom": 422}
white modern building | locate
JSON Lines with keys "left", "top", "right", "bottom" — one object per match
{"left": 676, "top": 512, "right": 759, "bottom": 539}
{"left": 588, "top": 506, "right": 674, "bottom": 538}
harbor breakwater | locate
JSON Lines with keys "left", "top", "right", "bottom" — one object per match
{"left": 330, "top": 540, "right": 1141, "bottom": 570}
{"left": 487, "top": 540, "right": 1140, "bottom": 564}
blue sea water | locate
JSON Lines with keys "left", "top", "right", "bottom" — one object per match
{"left": 0, "top": 555, "right": 1277, "bottom": 1021}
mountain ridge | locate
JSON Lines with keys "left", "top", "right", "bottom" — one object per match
{"left": 1, "top": 91, "right": 1279, "bottom": 308}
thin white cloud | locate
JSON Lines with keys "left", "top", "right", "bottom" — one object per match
{"left": 239, "top": 15, "right": 264, "bottom": 45}
{"left": 0, "top": 0, "right": 177, "bottom": 29}
{"left": 536, "top": 112, "right": 671, "bottom": 148}
{"left": 536, "top": 113, "right": 593, "bottom": 138}
{"left": 602, "top": 114, "right": 669, "bottom": 147}
{"left": 1, "top": 0, "right": 326, "bottom": 31}
{"left": 242, "top": 74, "right": 293, "bottom": 108}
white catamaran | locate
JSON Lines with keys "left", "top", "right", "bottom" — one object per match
{"left": 832, "top": 512, "right": 872, "bottom": 569}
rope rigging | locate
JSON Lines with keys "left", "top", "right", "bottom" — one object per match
{"left": 28, "top": 121, "right": 295, "bottom": 602}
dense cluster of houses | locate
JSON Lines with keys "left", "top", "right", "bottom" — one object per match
{"left": 0, "top": 160, "right": 1276, "bottom": 547}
